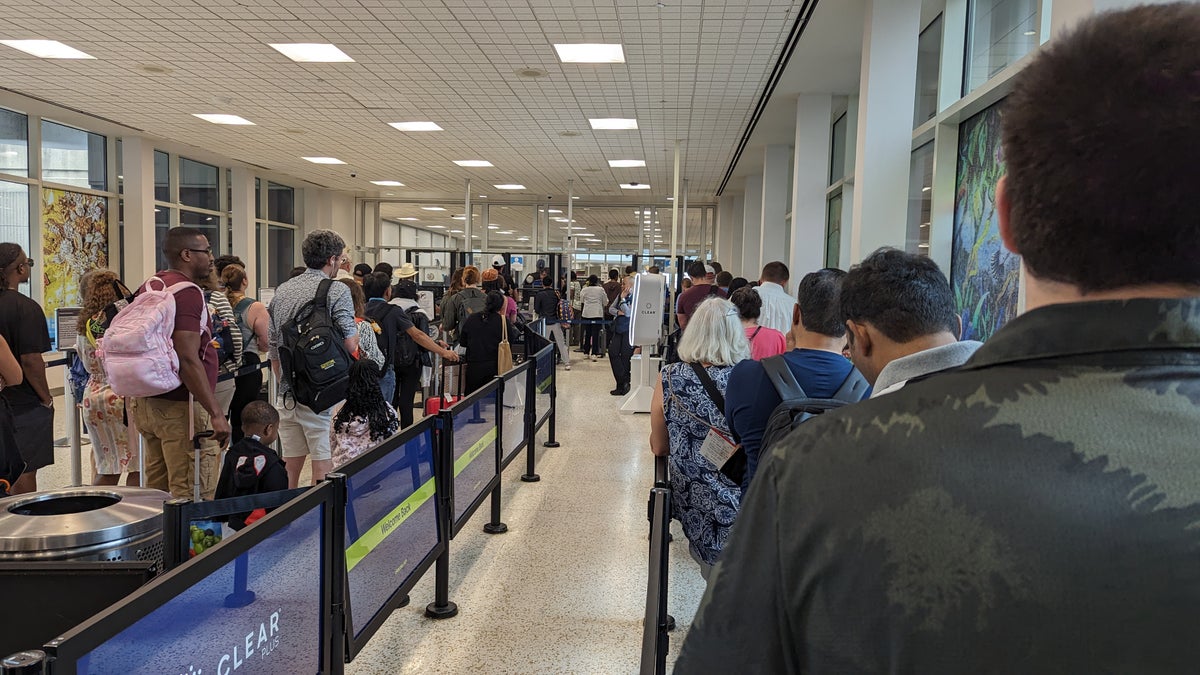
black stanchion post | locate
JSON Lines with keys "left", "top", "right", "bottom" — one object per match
{"left": 162, "top": 498, "right": 190, "bottom": 572}
{"left": 543, "top": 346, "right": 560, "bottom": 448}
{"left": 1, "top": 650, "right": 47, "bottom": 674}
{"left": 484, "top": 386, "right": 507, "bottom": 534}
{"left": 521, "top": 357, "right": 539, "bottom": 482}
{"left": 425, "top": 415, "right": 458, "bottom": 620}
{"left": 327, "top": 473, "right": 348, "bottom": 672}
{"left": 639, "top": 487, "right": 672, "bottom": 675}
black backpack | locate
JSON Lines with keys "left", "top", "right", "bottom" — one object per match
{"left": 277, "top": 278, "right": 352, "bottom": 413}
{"left": 757, "top": 355, "right": 869, "bottom": 457}
{"left": 406, "top": 305, "right": 435, "bottom": 368}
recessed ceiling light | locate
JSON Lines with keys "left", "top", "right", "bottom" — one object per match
{"left": 554, "top": 43, "right": 626, "bottom": 64}
{"left": 499, "top": 230, "right": 514, "bottom": 235}
{"left": 589, "top": 118, "right": 638, "bottom": 130}
{"left": 370, "top": 180, "right": 405, "bottom": 186}
{"left": 471, "top": 234, "right": 480, "bottom": 238}
{"left": 1023, "top": 30, "right": 1037, "bottom": 36}
{"left": 389, "top": 121, "right": 443, "bottom": 131}
{"left": 451, "top": 215, "right": 467, "bottom": 220}
{"left": 302, "top": 156, "right": 345, "bottom": 164}
{"left": 517, "top": 237, "right": 530, "bottom": 241}
{"left": 572, "top": 196, "right": 580, "bottom": 200}
{"left": 494, "top": 184, "right": 525, "bottom": 190}
{"left": 193, "top": 113, "right": 255, "bottom": 125}
{"left": 918, "top": 243, "right": 931, "bottom": 248}
{"left": 454, "top": 160, "right": 493, "bottom": 167}
{"left": 549, "top": 209, "right": 563, "bottom": 214}
{"left": 666, "top": 196, "right": 674, "bottom": 200}
{"left": 449, "top": 229, "right": 464, "bottom": 233}
{"left": 921, "top": 186, "right": 931, "bottom": 192}
{"left": 0, "top": 40, "right": 95, "bottom": 59}
{"left": 398, "top": 217, "right": 418, "bottom": 221}
{"left": 478, "top": 195, "right": 487, "bottom": 198}
{"left": 608, "top": 159, "right": 646, "bottom": 168}
{"left": 487, "top": 225, "right": 500, "bottom": 230}
{"left": 428, "top": 224, "right": 445, "bottom": 229}
{"left": 421, "top": 206, "right": 446, "bottom": 211}
{"left": 268, "top": 43, "right": 354, "bottom": 63}
{"left": 621, "top": 183, "right": 651, "bottom": 190}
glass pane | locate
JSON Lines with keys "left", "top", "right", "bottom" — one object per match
{"left": 154, "top": 207, "right": 172, "bottom": 271}
{"left": 118, "top": 199, "right": 124, "bottom": 278}
{"left": 829, "top": 113, "right": 847, "bottom": 185}
{"left": 0, "top": 108, "right": 29, "bottom": 179}
{"left": 41, "top": 120, "right": 106, "bottom": 190}
{"left": 964, "top": 0, "right": 1039, "bottom": 94}
{"left": 907, "top": 142, "right": 935, "bottom": 255}
{"left": 179, "top": 157, "right": 218, "bottom": 211}
{"left": 914, "top": 14, "right": 943, "bottom": 127}
{"left": 180, "top": 210, "right": 221, "bottom": 263}
{"left": 115, "top": 139, "right": 123, "bottom": 195}
{"left": 154, "top": 151, "right": 170, "bottom": 202}
{"left": 267, "top": 224, "right": 295, "bottom": 287}
{"left": 825, "top": 192, "right": 842, "bottom": 268}
{"left": 267, "top": 182, "right": 294, "bottom": 224}
{"left": 255, "top": 178, "right": 261, "bottom": 220}
{"left": 0, "top": 180, "right": 30, "bottom": 295}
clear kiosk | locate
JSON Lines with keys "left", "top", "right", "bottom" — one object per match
{"left": 620, "top": 272, "right": 665, "bottom": 414}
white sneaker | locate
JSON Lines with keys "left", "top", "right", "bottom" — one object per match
{"left": 565, "top": 363, "right": 571, "bottom": 370}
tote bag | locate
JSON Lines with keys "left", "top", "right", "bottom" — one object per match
{"left": 497, "top": 319, "right": 514, "bottom": 375}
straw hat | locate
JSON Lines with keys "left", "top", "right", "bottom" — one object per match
{"left": 395, "top": 262, "right": 418, "bottom": 279}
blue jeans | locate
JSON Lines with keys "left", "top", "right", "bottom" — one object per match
{"left": 379, "top": 368, "right": 396, "bottom": 405}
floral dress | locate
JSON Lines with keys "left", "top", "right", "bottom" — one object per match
{"left": 77, "top": 316, "right": 136, "bottom": 475}
{"left": 661, "top": 362, "right": 743, "bottom": 565}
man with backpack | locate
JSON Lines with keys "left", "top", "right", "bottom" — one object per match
{"left": 723, "top": 268, "right": 869, "bottom": 494}
{"left": 363, "top": 272, "right": 458, "bottom": 427}
{"left": 267, "top": 229, "right": 359, "bottom": 488}
{"left": 122, "top": 228, "right": 231, "bottom": 500}
{"left": 534, "top": 269, "right": 570, "bottom": 370}
{"left": 676, "top": 261, "right": 725, "bottom": 331}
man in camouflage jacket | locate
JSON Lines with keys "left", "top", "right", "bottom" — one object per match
{"left": 676, "top": 5, "right": 1200, "bottom": 672}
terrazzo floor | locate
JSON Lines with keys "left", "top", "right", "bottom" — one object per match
{"left": 37, "top": 352, "right": 707, "bottom": 673}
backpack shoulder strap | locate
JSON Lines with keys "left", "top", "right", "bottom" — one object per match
{"left": 315, "top": 278, "right": 334, "bottom": 311}
{"left": 234, "top": 297, "right": 254, "bottom": 315}
{"left": 761, "top": 355, "right": 807, "bottom": 401}
{"left": 832, "top": 367, "right": 869, "bottom": 403}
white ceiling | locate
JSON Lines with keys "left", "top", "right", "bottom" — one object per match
{"left": 0, "top": 0, "right": 807, "bottom": 209}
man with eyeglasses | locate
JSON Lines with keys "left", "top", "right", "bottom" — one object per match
{"left": 0, "top": 243, "right": 54, "bottom": 494}
{"left": 127, "top": 227, "right": 231, "bottom": 500}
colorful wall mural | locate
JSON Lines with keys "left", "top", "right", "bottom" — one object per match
{"left": 42, "top": 188, "right": 108, "bottom": 348}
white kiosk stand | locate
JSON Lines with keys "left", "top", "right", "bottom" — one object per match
{"left": 621, "top": 273, "right": 665, "bottom": 414}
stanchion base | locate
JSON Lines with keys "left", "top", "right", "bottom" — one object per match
{"left": 224, "top": 590, "right": 256, "bottom": 608}
{"left": 543, "top": 441, "right": 560, "bottom": 448}
{"left": 398, "top": 595, "right": 410, "bottom": 608}
{"left": 520, "top": 473, "right": 541, "bottom": 482}
{"left": 667, "top": 614, "right": 676, "bottom": 631}
{"left": 425, "top": 601, "right": 459, "bottom": 620}
{"left": 483, "top": 522, "right": 508, "bottom": 534}
{"left": 468, "top": 417, "right": 487, "bottom": 424}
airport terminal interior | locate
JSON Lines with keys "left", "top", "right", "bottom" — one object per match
{"left": 0, "top": 0, "right": 1175, "bottom": 672}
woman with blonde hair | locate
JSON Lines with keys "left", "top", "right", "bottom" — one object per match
{"left": 222, "top": 264, "right": 270, "bottom": 442}
{"left": 649, "top": 297, "right": 749, "bottom": 580}
{"left": 76, "top": 269, "right": 139, "bottom": 486}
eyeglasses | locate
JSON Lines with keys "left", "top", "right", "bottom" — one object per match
{"left": 21, "top": 258, "right": 33, "bottom": 269}
{"left": 185, "top": 248, "right": 213, "bottom": 257}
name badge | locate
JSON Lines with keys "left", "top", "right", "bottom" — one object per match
{"left": 698, "top": 428, "right": 738, "bottom": 469}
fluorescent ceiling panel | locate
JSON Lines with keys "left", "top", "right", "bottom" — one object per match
{"left": 389, "top": 121, "right": 443, "bottom": 131}
{"left": 0, "top": 40, "right": 94, "bottom": 59}
{"left": 302, "top": 156, "right": 345, "bottom": 164}
{"left": 421, "top": 206, "right": 446, "bottom": 211}
{"left": 621, "top": 183, "right": 651, "bottom": 189}
{"left": 554, "top": 43, "right": 625, "bottom": 64}
{"left": 370, "top": 180, "right": 404, "bottom": 186}
{"left": 494, "top": 184, "right": 525, "bottom": 190}
{"left": 269, "top": 43, "right": 354, "bottom": 63}
{"left": 608, "top": 159, "right": 646, "bottom": 168}
{"left": 589, "top": 118, "right": 638, "bottom": 130}
{"left": 193, "top": 113, "right": 255, "bottom": 125}
{"left": 454, "top": 160, "right": 493, "bottom": 167}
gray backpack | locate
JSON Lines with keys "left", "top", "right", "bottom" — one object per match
{"left": 757, "top": 356, "right": 869, "bottom": 456}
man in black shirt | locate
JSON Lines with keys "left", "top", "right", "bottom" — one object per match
{"left": 0, "top": 244, "right": 54, "bottom": 494}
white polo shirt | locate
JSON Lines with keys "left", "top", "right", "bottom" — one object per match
{"left": 753, "top": 281, "right": 796, "bottom": 336}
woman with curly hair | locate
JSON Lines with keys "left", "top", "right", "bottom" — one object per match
{"left": 330, "top": 359, "right": 399, "bottom": 467}
{"left": 76, "top": 269, "right": 139, "bottom": 486}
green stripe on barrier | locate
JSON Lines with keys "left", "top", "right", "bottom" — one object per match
{"left": 537, "top": 375, "right": 552, "bottom": 393}
{"left": 345, "top": 476, "right": 437, "bottom": 572}
{"left": 455, "top": 427, "right": 497, "bottom": 477}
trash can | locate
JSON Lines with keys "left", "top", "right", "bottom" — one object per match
{"left": 0, "top": 487, "right": 169, "bottom": 565}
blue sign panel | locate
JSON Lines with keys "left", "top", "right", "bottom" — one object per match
{"left": 451, "top": 391, "right": 498, "bottom": 526}
{"left": 500, "top": 367, "right": 528, "bottom": 465}
{"left": 534, "top": 346, "right": 554, "bottom": 429}
{"left": 343, "top": 430, "right": 439, "bottom": 638}
{"left": 77, "top": 505, "right": 324, "bottom": 675}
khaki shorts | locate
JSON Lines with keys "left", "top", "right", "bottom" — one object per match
{"left": 277, "top": 401, "right": 333, "bottom": 461}
{"left": 129, "top": 397, "right": 218, "bottom": 500}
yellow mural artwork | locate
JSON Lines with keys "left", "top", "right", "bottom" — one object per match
{"left": 41, "top": 188, "right": 108, "bottom": 336}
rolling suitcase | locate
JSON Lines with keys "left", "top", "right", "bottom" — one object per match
{"left": 424, "top": 359, "right": 463, "bottom": 415}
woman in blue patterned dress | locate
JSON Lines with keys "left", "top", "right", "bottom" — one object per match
{"left": 650, "top": 296, "right": 751, "bottom": 579}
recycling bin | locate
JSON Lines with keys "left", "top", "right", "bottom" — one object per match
{"left": 0, "top": 487, "right": 169, "bottom": 565}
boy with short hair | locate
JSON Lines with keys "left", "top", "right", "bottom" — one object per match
{"left": 214, "top": 401, "right": 287, "bottom": 530}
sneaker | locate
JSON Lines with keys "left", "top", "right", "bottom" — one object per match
{"left": 565, "top": 363, "right": 571, "bottom": 371}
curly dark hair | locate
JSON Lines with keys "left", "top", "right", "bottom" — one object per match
{"left": 729, "top": 286, "right": 761, "bottom": 321}
{"left": 1001, "top": 4, "right": 1200, "bottom": 292}
{"left": 333, "top": 359, "right": 399, "bottom": 443}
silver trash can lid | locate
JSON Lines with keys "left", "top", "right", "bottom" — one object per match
{"left": 0, "top": 487, "right": 170, "bottom": 554}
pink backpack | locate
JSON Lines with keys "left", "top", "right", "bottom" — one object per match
{"left": 98, "top": 276, "right": 208, "bottom": 397}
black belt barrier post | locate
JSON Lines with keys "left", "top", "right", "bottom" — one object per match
{"left": 162, "top": 498, "right": 190, "bottom": 572}
{"left": 0, "top": 649, "right": 47, "bottom": 674}
{"left": 327, "top": 473, "right": 348, "bottom": 673}
{"left": 640, "top": 486, "right": 671, "bottom": 675}
{"left": 425, "top": 415, "right": 458, "bottom": 620}
{"left": 484, "top": 382, "right": 508, "bottom": 535}
{"left": 521, "top": 353, "right": 540, "bottom": 482}
{"left": 543, "top": 346, "right": 560, "bottom": 449}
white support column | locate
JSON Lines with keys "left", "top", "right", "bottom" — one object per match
{"left": 789, "top": 94, "right": 833, "bottom": 277}
{"left": 929, "top": 122, "right": 959, "bottom": 277}
{"left": 849, "top": 0, "right": 922, "bottom": 261}
{"left": 230, "top": 166, "right": 257, "bottom": 286}
{"left": 759, "top": 145, "right": 790, "bottom": 271}
{"left": 120, "top": 136, "right": 156, "bottom": 283}
{"left": 741, "top": 175, "right": 763, "bottom": 278}
{"left": 838, "top": 95, "right": 859, "bottom": 269}
{"left": 726, "top": 195, "right": 744, "bottom": 275}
